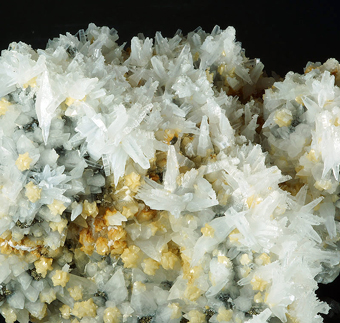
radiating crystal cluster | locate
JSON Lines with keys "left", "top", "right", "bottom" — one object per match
{"left": 0, "top": 23, "right": 340, "bottom": 323}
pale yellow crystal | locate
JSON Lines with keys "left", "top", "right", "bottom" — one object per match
{"left": 72, "top": 298, "right": 98, "bottom": 319}
{"left": 274, "top": 108, "right": 293, "bottom": 127}
{"left": 187, "top": 309, "right": 206, "bottom": 323}
{"left": 314, "top": 179, "right": 332, "bottom": 191}
{"left": 142, "top": 258, "right": 160, "bottom": 275}
{"left": 51, "top": 269, "right": 70, "bottom": 287}
{"left": 82, "top": 200, "right": 99, "bottom": 218}
{"left": 161, "top": 251, "right": 178, "bottom": 270}
{"left": 95, "top": 237, "right": 110, "bottom": 256}
{"left": 15, "top": 152, "right": 32, "bottom": 171}
{"left": 184, "top": 284, "right": 201, "bottom": 301}
{"left": 124, "top": 172, "right": 141, "bottom": 192}
{"left": 25, "top": 181, "right": 42, "bottom": 203}
{"left": 39, "top": 288, "right": 57, "bottom": 304}
{"left": 48, "top": 199, "right": 66, "bottom": 216}
{"left": 228, "top": 228, "right": 241, "bottom": 243}
{"left": 257, "top": 253, "right": 271, "bottom": 265}
{"left": 0, "top": 305, "right": 17, "bottom": 323}
{"left": 34, "top": 257, "right": 53, "bottom": 278}
{"left": 49, "top": 218, "right": 68, "bottom": 234}
{"left": 68, "top": 286, "right": 83, "bottom": 301}
{"left": 133, "top": 281, "right": 146, "bottom": 292}
{"left": 240, "top": 253, "right": 251, "bottom": 265}
{"left": 121, "top": 204, "right": 139, "bottom": 219}
{"left": 23, "top": 77, "right": 37, "bottom": 88}
{"left": 201, "top": 223, "right": 215, "bottom": 237}
{"left": 205, "top": 68, "right": 214, "bottom": 83}
{"left": 60, "top": 304, "right": 71, "bottom": 319}
{"left": 217, "top": 255, "right": 232, "bottom": 267}
{"left": 217, "top": 307, "right": 233, "bottom": 322}
{"left": 0, "top": 98, "right": 11, "bottom": 116}
{"left": 103, "top": 307, "right": 121, "bottom": 323}
{"left": 65, "top": 97, "right": 76, "bottom": 106}
{"left": 121, "top": 245, "right": 140, "bottom": 268}
{"left": 306, "top": 149, "right": 319, "bottom": 162}
{"left": 251, "top": 275, "right": 268, "bottom": 291}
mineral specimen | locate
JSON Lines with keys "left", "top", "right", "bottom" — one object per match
{"left": 0, "top": 23, "right": 340, "bottom": 323}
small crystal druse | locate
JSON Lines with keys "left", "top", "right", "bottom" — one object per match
{"left": 0, "top": 23, "right": 340, "bottom": 323}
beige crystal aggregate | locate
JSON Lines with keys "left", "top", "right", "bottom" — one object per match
{"left": 48, "top": 199, "right": 67, "bottom": 216}
{"left": 82, "top": 200, "right": 99, "bottom": 218}
{"left": 72, "top": 298, "right": 98, "bottom": 319}
{"left": 160, "top": 250, "right": 179, "bottom": 270}
{"left": 95, "top": 236, "right": 110, "bottom": 255}
{"left": 51, "top": 269, "right": 70, "bottom": 287}
{"left": 142, "top": 257, "right": 160, "bottom": 275}
{"left": 49, "top": 218, "right": 68, "bottom": 234}
{"left": 34, "top": 257, "right": 53, "bottom": 278}
{"left": 217, "top": 255, "right": 232, "bottom": 267}
{"left": 68, "top": 286, "right": 83, "bottom": 301}
{"left": 15, "top": 152, "right": 32, "bottom": 171}
{"left": 184, "top": 284, "right": 202, "bottom": 301}
{"left": 187, "top": 309, "right": 206, "bottom": 323}
{"left": 250, "top": 275, "right": 268, "bottom": 292}
{"left": 121, "top": 245, "right": 141, "bottom": 268}
{"left": 59, "top": 304, "right": 71, "bottom": 319}
{"left": 256, "top": 253, "right": 271, "bottom": 265}
{"left": 239, "top": 253, "right": 252, "bottom": 265}
{"left": 124, "top": 171, "right": 141, "bottom": 192}
{"left": 103, "top": 307, "right": 121, "bottom": 323}
{"left": 217, "top": 307, "right": 233, "bottom": 322}
{"left": 0, "top": 306, "right": 17, "bottom": 323}
{"left": 25, "top": 181, "right": 42, "bottom": 203}
{"left": 39, "top": 288, "right": 57, "bottom": 304}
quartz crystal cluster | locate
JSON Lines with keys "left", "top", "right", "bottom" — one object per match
{"left": 1, "top": 23, "right": 340, "bottom": 323}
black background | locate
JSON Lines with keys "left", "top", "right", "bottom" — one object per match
{"left": 1, "top": 0, "right": 340, "bottom": 322}
{"left": 1, "top": 0, "right": 340, "bottom": 76}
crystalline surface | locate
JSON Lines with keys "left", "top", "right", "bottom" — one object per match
{"left": 0, "top": 23, "right": 340, "bottom": 323}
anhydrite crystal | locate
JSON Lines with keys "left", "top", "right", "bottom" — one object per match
{"left": 0, "top": 23, "right": 340, "bottom": 323}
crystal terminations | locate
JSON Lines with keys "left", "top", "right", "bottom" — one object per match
{"left": 0, "top": 23, "right": 340, "bottom": 323}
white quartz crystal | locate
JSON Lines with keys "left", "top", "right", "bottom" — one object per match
{"left": 0, "top": 23, "right": 339, "bottom": 323}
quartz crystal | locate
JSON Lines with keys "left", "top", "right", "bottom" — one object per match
{"left": 0, "top": 23, "right": 340, "bottom": 323}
